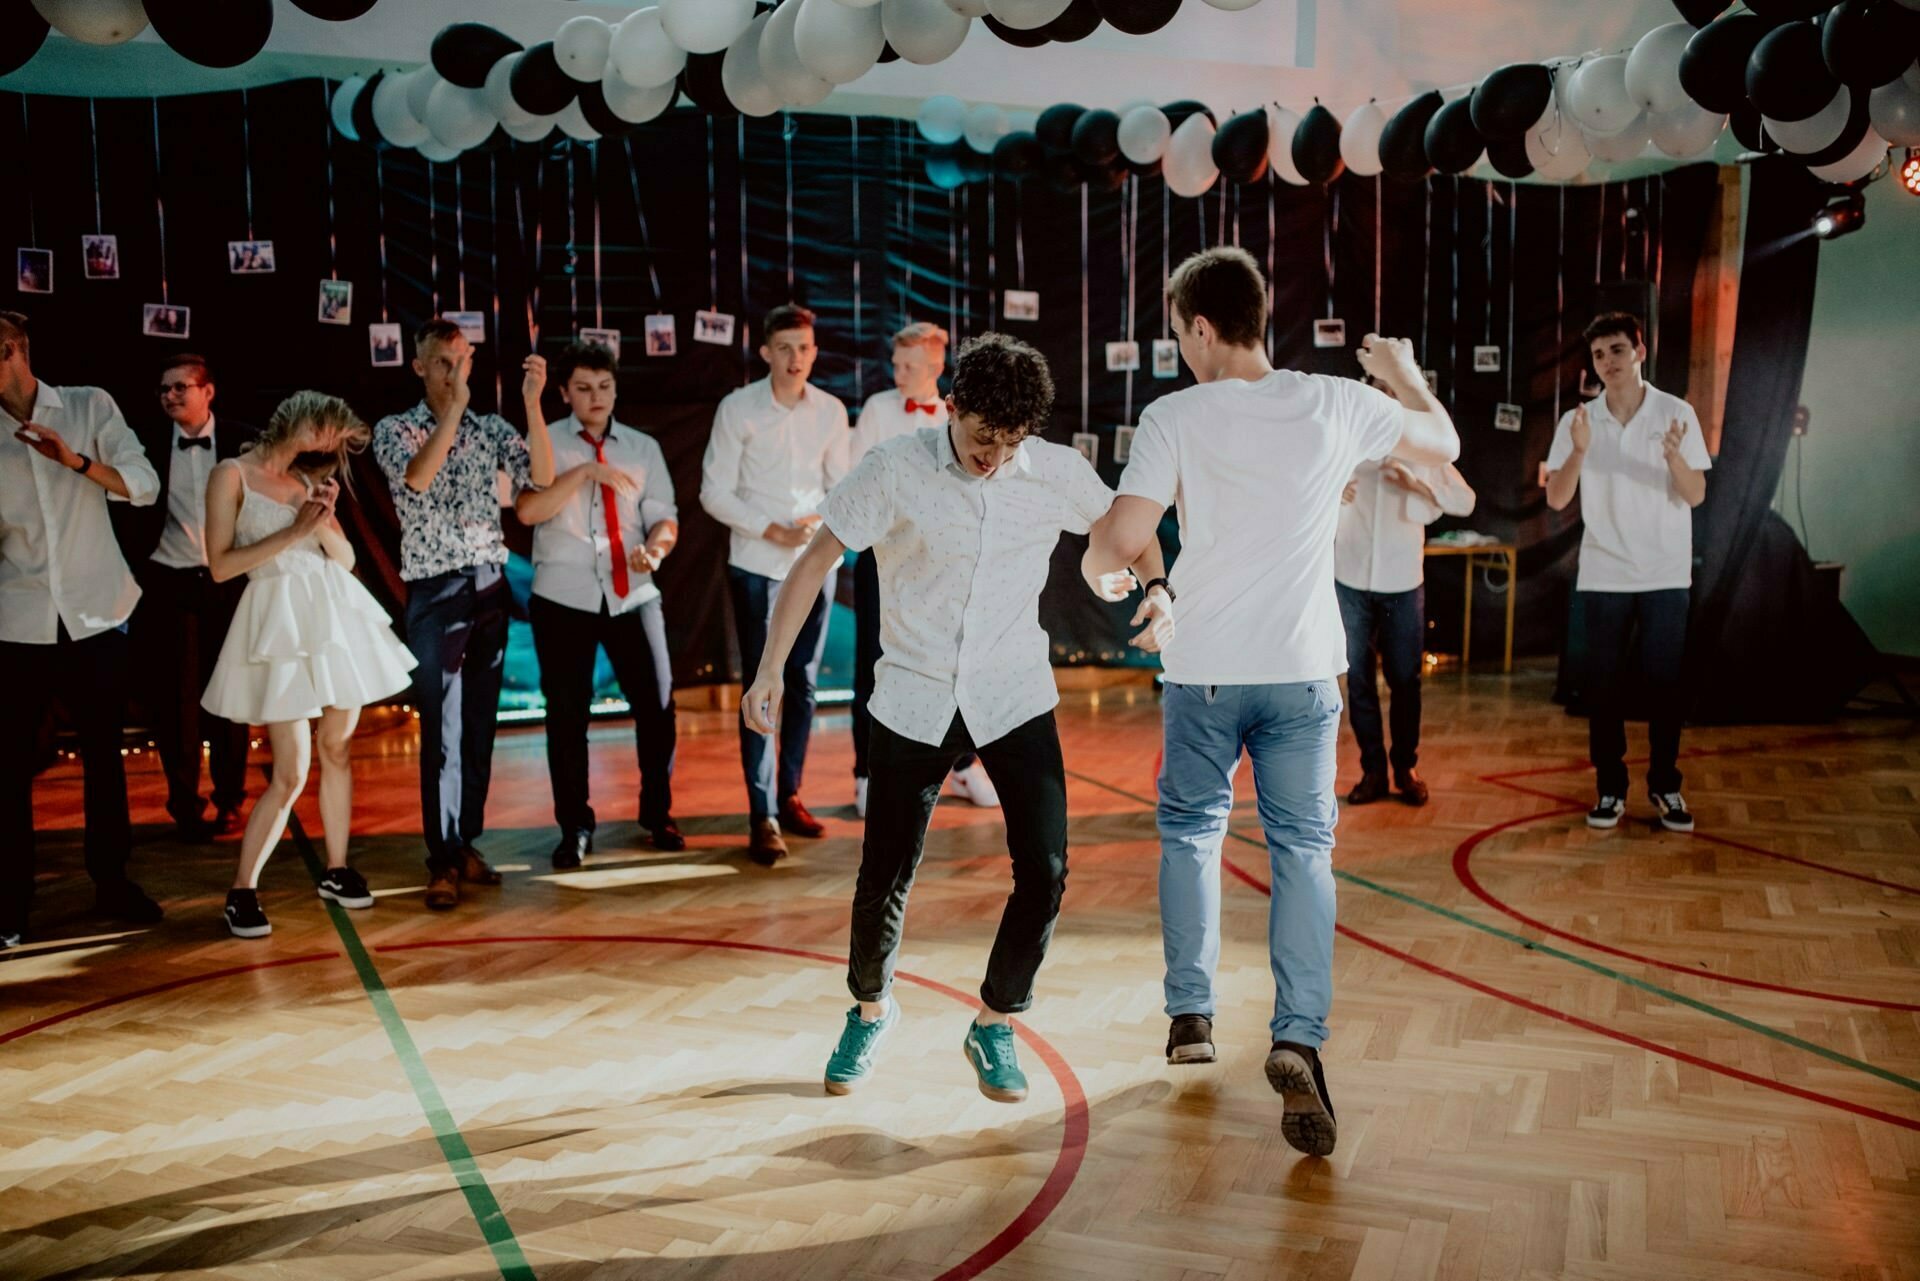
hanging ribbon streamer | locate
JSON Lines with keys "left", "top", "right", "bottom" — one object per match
{"left": 1265, "top": 171, "right": 1276, "bottom": 359}
{"left": 986, "top": 158, "right": 997, "bottom": 323}
{"left": 1651, "top": 176, "right": 1665, "bottom": 369}
{"left": 1618, "top": 177, "right": 1631, "bottom": 281}
{"left": 489, "top": 152, "right": 503, "bottom": 409}
{"left": 375, "top": 150, "right": 389, "bottom": 323}
{"left": 151, "top": 99, "right": 170, "bottom": 303}
{"left": 1123, "top": 175, "right": 1138, "bottom": 427}
{"left": 1230, "top": 182, "right": 1241, "bottom": 246}
{"left": 1449, "top": 178, "right": 1460, "bottom": 380}
{"left": 738, "top": 118, "right": 751, "bottom": 365}
{"left": 850, "top": 119, "right": 863, "bottom": 390}
{"left": 706, "top": 118, "right": 720, "bottom": 309}
{"left": 1421, "top": 180, "right": 1432, "bottom": 363}
{"left": 589, "top": 145, "right": 601, "bottom": 329}
{"left": 622, "top": 137, "right": 664, "bottom": 308}
{"left": 1197, "top": 189, "right": 1209, "bottom": 251}
{"left": 513, "top": 152, "right": 547, "bottom": 347}
{"left": 1593, "top": 181, "right": 1605, "bottom": 285}
{"left": 1216, "top": 183, "right": 1226, "bottom": 247}
{"left": 948, "top": 185, "right": 958, "bottom": 340}
{"left": 1374, "top": 176, "right": 1384, "bottom": 335}
{"left": 904, "top": 120, "right": 917, "bottom": 313}
{"left": 1161, "top": 182, "right": 1170, "bottom": 339}
{"left": 784, "top": 114, "right": 795, "bottom": 294}
{"left": 961, "top": 184, "right": 972, "bottom": 339}
{"left": 1506, "top": 184, "right": 1519, "bottom": 408}
{"left": 20, "top": 99, "right": 39, "bottom": 248}
{"left": 1554, "top": 185, "right": 1565, "bottom": 429}
{"left": 1484, "top": 181, "right": 1495, "bottom": 350}
{"left": 1326, "top": 185, "right": 1341, "bottom": 320}
{"left": 240, "top": 88, "right": 256, "bottom": 242}
{"left": 89, "top": 100, "right": 104, "bottom": 235}
{"left": 319, "top": 83, "right": 337, "bottom": 280}
{"left": 1079, "top": 184, "right": 1089, "bottom": 434}
{"left": 563, "top": 151, "right": 577, "bottom": 330}
{"left": 1012, "top": 178, "right": 1026, "bottom": 289}
{"left": 455, "top": 157, "right": 469, "bottom": 314}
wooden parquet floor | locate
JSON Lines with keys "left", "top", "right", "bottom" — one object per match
{"left": 3, "top": 666, "right": 1917, "bottom": 1281}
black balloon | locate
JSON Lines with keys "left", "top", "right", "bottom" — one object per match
{"left": 1037, "top": 103, "right": 1086, "bottom": 153}
{"left": 983, "top": 16, "right": 1051, "bottom": 47}
{"left": 1800, "top": 81, "right": 1875, "bottom": 165}
{"left": 1078, "top": 156, "right": 1130, "bottom": 191}
{"left": 146, "top": 0, "right": 273, "bottom": 68}
{"left": 1291, "top": 104, "right": 1345, "bottom": 184}
{"left": 679, "top": 51, "right": 735, "bottom": 115}
{"left": 1045, "top": 0, "right": 1104, "bottom": 41}
{"left": 1471, "top": 64, "right": 1552, "bottom": 140}
{"left": 1045, "top": 152, "right": 1086, "bottom": 192}
{"left": 993, "top": 130, "right": 1045, "bottom": 175}
{"left": 433, "top": 22, "right": 523, "bottom": 90}
{"left": 510, "top": 42, "right": 581, "bottom": 116}
{"left": 926, "top": 145, "right": 970, "bottom": 190}
{"left": 1212, "top": 108, "right": 1271, "bottom": 183}
{"left": 350, "top": 69, "right": 383, "bottom": 145}
{"left": 577, "top": 81, "right": 640, "bottom": 137}
{"left": 1161, "top": 100, "right": 1215, "bottom": 130}
{"left": 0, "top": 0, "right": 50, "bottom": 76}
{"left": 1071, "top": 108, "right": 1122, "bottom": 166}
{"left": 1743, "top": 0, "right": 1833, "bottom": 16}
{"left": 1747, "top": 21, "right": 1839, "bottom": 121}
{"left": 1673, "top": 0, "right": 1727, "bottom": 23}
{"left": 1729, "top": 102, "right": 1781, "bottom": 151}
{"left": 1424, "top": 94, "right": 1485, "bottom": 174}
{"left": 1097, "top": 0, "right": 1182, "bottom": 35}
{"left": 1680, "top": 13, "right": 1772, "bottom": 113}
{"left": 1822, "top": 0, "right": 1920, "bottom": 88}
{"left": 1379, "top": 90, "right": 1443, "bottom": 180}
{"left": 1487, "top": 132, "right": 1534, "bottom": 178}
{"left": 878, "top": 41, "right": 900, "bottom": 63}
{"left": 290, "top": 0, "right": 378, "bottom": 17}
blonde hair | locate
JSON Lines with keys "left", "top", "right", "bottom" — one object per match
{"left": 892, "top": 321, "right": 949, "bottom": 352}
{"left": 255, "top": 390, "right": 370, "bottom": 489}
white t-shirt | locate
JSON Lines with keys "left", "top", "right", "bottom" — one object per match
{"left": 1546, "top": 383, "right": 1710, "bottom": 592}
{"left": 1117, "top": 371, "right": 1403, "bottom": 685}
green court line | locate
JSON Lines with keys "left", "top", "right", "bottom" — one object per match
{"left": 290, "top": 821, "right": 536, "bottom": 1281}
{"left": 1064, "top": 768, "right": 1920, "bottom": 1097}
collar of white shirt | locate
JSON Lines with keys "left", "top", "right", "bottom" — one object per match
{"left": 754, "top": 379, "right": 820, "bottom": 415}
{"left": 174, "top": 413, "right": 216, "bottom": 444}
{"left": 930, "top": 417, "right": 1033, "bottom": 482}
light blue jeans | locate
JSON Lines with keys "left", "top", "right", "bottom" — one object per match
{"left": 1157, "top": 679, "right": 1341, "bottom": 1047}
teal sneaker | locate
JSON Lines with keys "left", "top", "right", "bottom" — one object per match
{"left": 824, "top": 1001, "right": 899, "bottom": 1095}
{"left": 961, "top": 1020, "right": 1028, "bottom": 1103}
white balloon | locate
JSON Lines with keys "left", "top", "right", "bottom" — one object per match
{"left": 1338, "top": 100, "right": 1386, "bottom": 177}
{"left": 946, "top": 0, "right": 992, "bottom": 15}
{"left": 611, "top": 9, "right": 688, "bottom": 88}
{"left": 1117, "top": 104, "right": 1172, "bottom": 164}
{"left": 1202, "top": 0, "right": 1266, "bottom": 8}
{"left": 1164, "top": 112, "right": 1220, "bottom": 197}
{"left": 1624, "top": 22, "right": 1694, "bottom": 116}
{"left": 985, "top": 0, "right": 1072, "bottom": 30}
{"left": 1566, "top": 55, "right": 1637, "bottom": 135}
{"left": 661, "top": 0, "right": 755, "bottom": 55}
{"left": 1766, "top": 87, "right": 1851, "bottom": 155}
{"left": 30, "top": 0, "right": 145, "bottom": 45}
{"left": 721, "top": 15, "right": 784, "bottom": 117}
{"left": 1869, "top": 76, "right": 1920, "bottom": 146}
{"left": 1266, "top": 105, "right": 1306, "bottom": 184}
{"left": 964, "top": 102, "right": 1009, "bottom": 153}
{"left": 882, "top": 0, "right": 971, "bottom": 65}
{"left": 1807, "top": 127, "right": 1889, "bottom": 182}
{"left": 484, "top": 56, "right": 535, "bottom": 126}
{"left": 1584, "top": 113, "right": 1649, "bottom": 163}
{"left": 416, "top": 139, "right": 463, "bottom": 163}
{"left": 371, "top": 72, "right": 431, "bottom": 147}
{"left": 330, "top": 77, "right": 366, "bottom": 143}
{"left": 603, "top": 66, "right": 678, "bottom": 123}
{"left": 838, "top": 0, "right": 884, "bottom": 6}
{"left": 425, "top": 80, "right": 495, "bottom": 152}
{"left": 405, "top": 66, "right": 442, "bottom": 125}
{"left": 917, "top": 94, "right": 967, "bottom": 144}
{"left": 555, "top": 16, "right": 614, "bottom": 83}
{"left": 503, "top": 115, "right": 558, "bottom": 143}
{"left": 1648, "top": 99, "right": 1724, "bottom": 158}
{"left": 1905, "top": 61, "right": 1920, "bottom": 93}
{"left": 795, "top": 0, "right": 886, "bottom": 84}
{"left": 761, "top": 0, "right": 836, "bottom": 106}
{"left": 556, "top": 100, "right": 600, "bottom": 142}
{"left": 1525, "top": 105, "right": 1591, "bottom": 179}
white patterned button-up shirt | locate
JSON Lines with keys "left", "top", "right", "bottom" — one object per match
{"left": 372, "top": 401, "right": 534, "bottom": 582}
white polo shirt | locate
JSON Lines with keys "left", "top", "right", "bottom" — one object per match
{"left": 1546, "top": 383, "right": 1711, "bottom": 592}
{"left": 820, "top": 425, "right": 1114, "bottom": 748}
{"left": 699, "top": 378, "right": 850, "bottom": 582}
{"left": 1118, "top": 370, "right": 1403, "bottom": 685}
{"left": 1335, "top": 459, "right": 1477, "bottom": 594}
{"left": 850, "top": 388, "right": 947, "bottom": 465}
{"left": 530, "top": 417, "right": 677, "bottom": 615}
{"left": 0, "top": 383, "right": 160, "bottom": 643}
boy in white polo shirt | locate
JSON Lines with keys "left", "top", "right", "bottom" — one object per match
{"left": 1546, "top": 312, "right": 1709, "bottom": 833}
{"left": 1085, "top": 247, "right": 1460, "bottom": 1157}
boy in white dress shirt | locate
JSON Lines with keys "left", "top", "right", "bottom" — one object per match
{"left": 515, "top": 341, "right": 683, "bottom": 870}
{"left": 848, "top": 322, "right": 997, "bottom": 818}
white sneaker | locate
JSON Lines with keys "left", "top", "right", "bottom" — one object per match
{"left": 854, "top": 776, "right": 869, "bottom": 819}
{"left": 946, "top": 762, "right": 1000, "bottom": 808}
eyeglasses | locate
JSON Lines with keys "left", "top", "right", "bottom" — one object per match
{"left": 157, "top": 381, "right": 206, "bottom": 395}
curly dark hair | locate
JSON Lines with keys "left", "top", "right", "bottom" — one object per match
{"left": 949, "top": 333, "right": 1054, "bottom": 441}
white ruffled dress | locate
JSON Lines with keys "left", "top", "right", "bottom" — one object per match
{"left": 201, "top": 480, "right": 416, "bottom": 725}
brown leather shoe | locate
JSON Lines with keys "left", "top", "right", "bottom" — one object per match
{"left": 1345, "top": 772, "right": 1389, "bottom": 805}
{"left": 459, "top": 846, "right": 503, "bottom": 886}
{"left": 425, "top": 868, "right": 461, "bottom": 911}
{"left": 778, "top": 795, "right": 826, "bottom": 839}
{"left": 749, "top": 818, "right": 788, "bottom": 867}
{"left": 1394, "top": 769, "right": 1430, "bottom": 807}
{"left": 648, "top": 818, "right": 687, "bottom": 852}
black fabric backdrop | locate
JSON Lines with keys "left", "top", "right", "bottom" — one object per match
{"left": 1, "top": 82, "right": 1722, "bottom": 690}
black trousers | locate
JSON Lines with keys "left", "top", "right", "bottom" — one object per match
{"left": 530, "top": 593, "right": 676, "bottom": 834}
{"left": 851, "top": 548, "right": 973, "bottom": 780}
{"left": 134, "top": 563, "right": 249, "bottom": 822}
{"left": 1335, "top": 581, "right": 1424, "bottom": 776}
{"left": 1581, "top": 588, "right": 1690, "bottom": 797}
{"left": 1, "top": 626, "right": 134, "bottom": 931}
{"left": 851, "top": 711, "right": 1068, "bottom": 1013}
{"left": 405, "top": 565, "right": 509, "bottom": 873}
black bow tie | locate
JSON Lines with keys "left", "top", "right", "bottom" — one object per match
{"left": 177, "top": 435, "right": 212, "bottom": 451}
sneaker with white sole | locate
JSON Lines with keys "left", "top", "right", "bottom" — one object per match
{"left": 1587, "top": 795, "right": 1625, "bottom": 829}
{"left": 317, "top": 866, "right": 375, "bottom": 909}
{"left": 224, "top": 889, "right": 271, "bottom": 939}
{"left": 946, "top": 762, "right": 1000, "bottom": 809}
{"left": 825, "top": 1000, "right": 899, "bottom": 1095}
{"left": 962, "top": 1020, "right": 1028, "bottom": 1102}
{"left": 1651, "top": 791, "right": 1694, "bottom": 832}
{"left": 854, "top": 776, "right": 869, "bottom": 819}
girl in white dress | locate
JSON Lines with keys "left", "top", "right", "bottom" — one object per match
{"left": 202, "top": 391, "right": 416, "bottom": 938}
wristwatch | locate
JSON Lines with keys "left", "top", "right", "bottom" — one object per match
{"left": 1144, "top": 576, "right": 1176, "bottom": 601}
{"left": 70, "top": 453, "right": 92, "bottom": 475}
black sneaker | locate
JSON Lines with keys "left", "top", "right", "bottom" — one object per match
{"left": 1166, "top": 1014, "right": 1216, "bottom": 1065}
{"left": 316, "top": 866, "right": 375, "bottom": 909}
{"left": 224, "top": 889, "right": 271, "bottom": 939}
{"left": 95, "top": 878, "right": 164, "bottom": 924}
{"left": 1587, "top": 795, "right": 1625, "bottom": 829}
{"left": 1265, "top": 1040, "right": 1337, "bottom": 1157}
{"left": 551, "top": 829, "right": 591, "bottom": 871}
{"left": 1650, "top": 791, "right": 1694, "bottom": 832}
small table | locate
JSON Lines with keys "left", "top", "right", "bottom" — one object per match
{"left": 1423, "top": 542, "right": 1519, "bottom": 672}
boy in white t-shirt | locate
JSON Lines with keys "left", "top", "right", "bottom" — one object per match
{"left": 1545, "top": 312, "right": 1710, "bottom": 833}
{"left": 1085, "top": 248, "right": 1461, "bottom": 1157}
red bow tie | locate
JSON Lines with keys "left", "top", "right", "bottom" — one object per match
{"left": 904, "top": 399, "right": 938, "bottom": 415}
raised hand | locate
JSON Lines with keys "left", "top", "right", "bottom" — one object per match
{"left": 522, "top": 353, "right": 547, "bottom": 403}
{"left": 1356, "top": 334, "right": 1419, "bottom": 385}
{"left": 1570, "top": 403, "right": 1592, "bottom": 454}
{"left": 450, "top": 349, "right": 473, "bottom": 418}
{"left": 1341, "top": 477, "right": 1358, "bottom": 506}
{"left": 1661, "top": 418, "right": 1686, "bottom": 461}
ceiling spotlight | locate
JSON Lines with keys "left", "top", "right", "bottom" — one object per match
{"left": 1902, "top": 148, "right": 1919, "bottom": 198}
{"left": 1811, "top": 188, "right": 1866, "bottom": 240}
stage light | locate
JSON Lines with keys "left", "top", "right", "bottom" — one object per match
{"left": 1902, "top": 149, "right": 1920, "bottom": 198}
{"left": 1811, "top": 188, "right": 1866, "bottom": 240}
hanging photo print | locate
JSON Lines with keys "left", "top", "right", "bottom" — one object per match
{"left": 1312, "top": 318, "right": 1346, "bottom": 348}
{"left": 368, "top": 322, "right": 403, "bottom": 367}
{"left": 693, "top": 310, "right": 735, "bottom": 347}
{"left": 227, "top": 240, "right": 275, "bottom": 274}
{"left": 1473, "top": 345, "right": 1502, "bottom": 373}
{"left": 580, "top": 327, "right": 622, "bottom": 363}
{"left": 16, "top": 248, "right": 52, "bottom": 294}
{"left": 644, "top": 314, "right": 677, "bottom": 357}
{"left": 1494, "top": 403, "right": 1524, "bottom": 432}
{"left": 142, "top": 303, "right": 191, "bottom": 339}
{"left": 1152, "top": 339, "right": 1180, "bottom": 379}
{"left": 1105, "top": 341, "right": 1140, "bottom": 373}
{"left": 317, "top": 280, "right": 352, "bottom": 326}
{"left": 1002, "top": 290, "right": 1040, "bottom": 322}
{"left": 442, "top": 311, "right": 486, "bottom": 344}
{"left": 81, "top": 235, "right": 118, "bottom": 281}
{"left": 1072, "top": 432, "right": 1098, "bottom": 465}
{"left": 1114, "top": 425, "right": 1136, "bottom": 464}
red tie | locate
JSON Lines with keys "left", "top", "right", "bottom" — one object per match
{"left": 580, "top": 429, "right": 629, "bottom": 599}
{"left": 904, "top": 399, "right": 938, "bottom": 415}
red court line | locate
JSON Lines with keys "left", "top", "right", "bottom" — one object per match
{"left": 1219, "top": 858, "right": 1920, "bottom": 1133}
